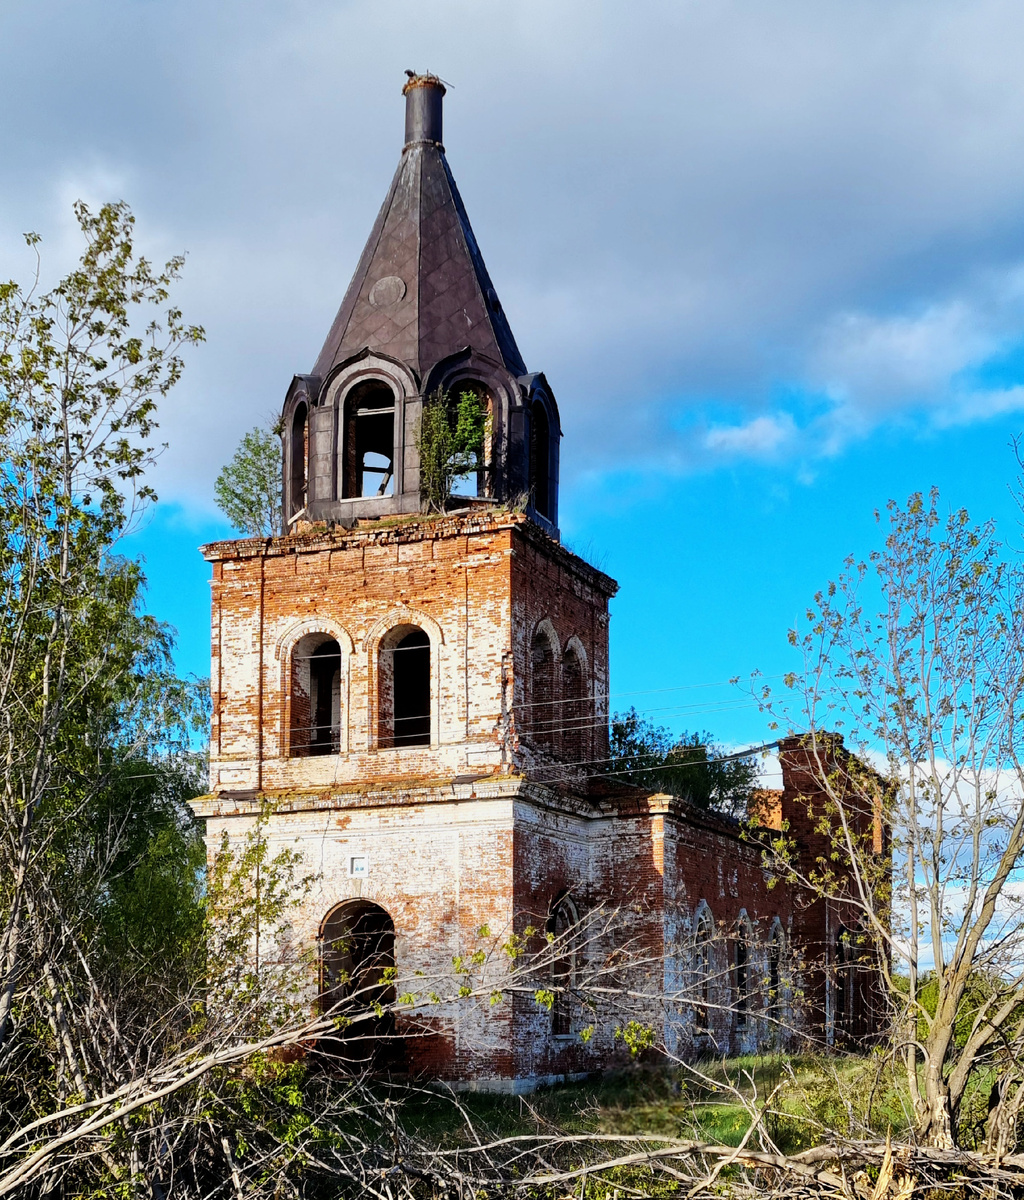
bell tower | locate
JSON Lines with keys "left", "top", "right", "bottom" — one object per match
{"left": 193, "top": 76, "right": 621, "bottom": 1088}
{"left": 282, "top": 74, "right": 561, "bottom": 536}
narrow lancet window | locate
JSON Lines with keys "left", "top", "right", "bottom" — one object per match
{"left": 735, "top": 921, "right": 749, "bottom": 1028}
{"left": 548, "top": 895, "right": 577, "bottom": 1037}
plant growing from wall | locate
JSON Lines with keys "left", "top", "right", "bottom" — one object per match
{"left": 416, "top": 387, "right": 487, "bottom": 512}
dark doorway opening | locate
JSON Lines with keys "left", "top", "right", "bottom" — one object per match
{"left": 319, "top": 901, "right": 400, "bottom": 1069}
{"left": 836, "top": 926, "right": 855, "bottom": 1039}
{"left": 343, "top": 381, "right": 395, "bottom": 499}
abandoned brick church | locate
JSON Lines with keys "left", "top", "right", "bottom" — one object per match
{"left": 189, "top": 75, "right": 878, "bottom": 1090}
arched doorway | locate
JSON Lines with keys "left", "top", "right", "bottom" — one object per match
{"left": 319, "top": 901, "right": 399, "bottom": 1068}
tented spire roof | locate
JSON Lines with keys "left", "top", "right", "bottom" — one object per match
{"left": 312, "top": 76, "right": 527, "bottom": 383}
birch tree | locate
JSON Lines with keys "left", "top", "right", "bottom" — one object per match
{"left": 765, "top": 490, "right": 1024, "bottom": 1150}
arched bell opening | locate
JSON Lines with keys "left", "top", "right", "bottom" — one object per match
{"left": 290, "top": 635, "right": 342, "bottom": 757}
{"left": 289, "top": 402, "right": 308, "bottom": 517}
{"left": 343, "top": 380, "right": 396, "bottom": 499}
{"left": 319, "top": 901, "right": 400, "bottom": 1069}
{"left": 378, "top": 625, "right": 431, "bottom": 749}
{"left": 445, "top": 380, "right": 493, "bottom": 500}
{"left": 529, "top": 401, "right": 551, "bottom": 520}
{"left": 561, "top": 644, "right": 589, "bottom": 765}
{"left": 529, "top": 626, "right": 557, "bottom": 752}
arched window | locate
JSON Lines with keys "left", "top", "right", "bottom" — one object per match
{"left": 529, "top": 401, "right": 550, "bottom": 519}
{"left": 290, "top": 402, "right": 308, "bottom": 517}
{"left": 767, "top": 920, "right": 784, "bottom": 1019}
{"left": 343, "top": 380, "right": 395, "bottom": 499}
{"left": 320, "top": 901, "right": 396, "bottom": 1066}
{"left": 734, "top": 917, "right": 751, "bottom": 1029}
{"left": 530, "top": 627, "right": 557, "bottom": 751}
{"left": 547, "top": 894, "right": 578, "bottom": 1037}
{"left": 836, "top": 926, "right": 855, "bottom": 1037}
{"left": 562, "top": 643, "right": 588, "bottom": 764}
{"left": 290, "top": 634, "right": 342, "bottom": 757}
{"left": 693, "top": 906, "right": 714, "bottom": 1034}
{"left": 378, "top": 626, "right": 430, "bottom": 748}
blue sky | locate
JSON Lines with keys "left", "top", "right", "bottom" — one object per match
{"left": 6, "top": 0, "right": 1024, "bottom": 751}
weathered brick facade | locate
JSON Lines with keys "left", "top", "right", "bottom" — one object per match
{"left": 189, "top": 74, "right": 882, "bottom": 1090}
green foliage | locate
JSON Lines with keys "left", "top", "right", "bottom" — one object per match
{"left": 415, "top": 387, "right": 487, "bottom": 512}
{"left": 214, "top": 421, "right": 282, "bottom": 537}
{"left": 609, "top": 707, "right": 758, "bottom": 815}
{"left": 0, "top": 201, "right": 220, "bottom": 1192}
{"left": 614, "top": 1019, "right": 657, "bottom": 1057}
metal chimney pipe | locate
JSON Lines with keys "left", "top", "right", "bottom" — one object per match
{"left": 403, "top": 73, "right": 445, "bottom": 147}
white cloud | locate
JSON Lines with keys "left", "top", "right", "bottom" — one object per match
{"left": 705, "top": 414, "right": 796, "bottom": 459}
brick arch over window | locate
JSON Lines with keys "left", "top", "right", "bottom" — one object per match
{"left": 528, "top": 620, "right": 560, "bottom": 752}
{"left": 547, "top": 892, "right": 579, "bottom": 1037}
{"left": 561, "top": 636, "right": 590, "bottom": 765}
{"left": 319, "top": 900, "right": 398, "bottom": 1067}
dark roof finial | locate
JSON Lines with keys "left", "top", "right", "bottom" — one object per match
{"left": 403, "top": 72, "right": 445, "bottom": 147}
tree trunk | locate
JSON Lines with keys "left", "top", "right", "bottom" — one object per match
{"left": 917, "top": 1086, "right": 955, "bottom": 1149}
